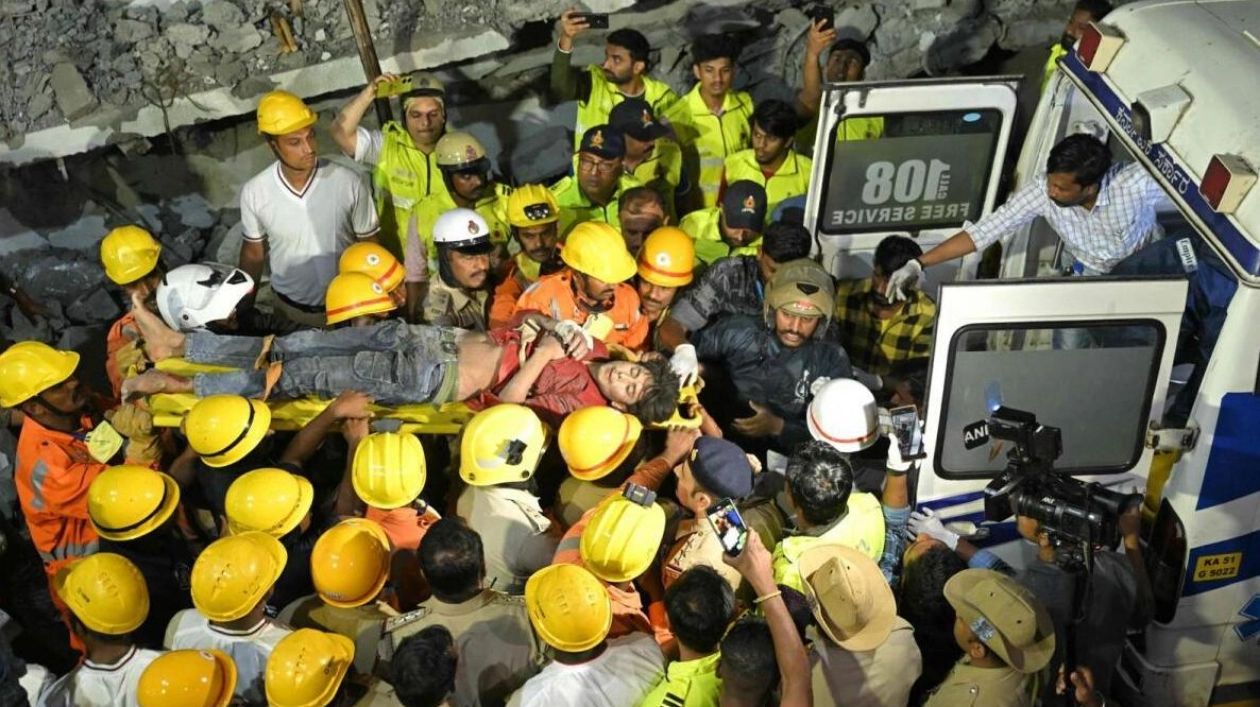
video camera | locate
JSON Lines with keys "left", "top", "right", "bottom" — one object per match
{"left": 982, "top": 407, "right": 1141, "bottom": 550}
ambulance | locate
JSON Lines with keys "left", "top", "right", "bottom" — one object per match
{"left": 804, "top": 1, "right": 1260, "bottom": 704}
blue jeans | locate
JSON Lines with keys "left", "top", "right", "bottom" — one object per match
{"left": 187, "top": 321, "right": 461, "bottom": 405}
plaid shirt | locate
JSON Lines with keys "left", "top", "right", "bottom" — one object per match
{"left": 967, "top": 162, "right": 1163, "bottom": 273}
{"left": 833, "top": 278, "right": 936, "bottom": 376}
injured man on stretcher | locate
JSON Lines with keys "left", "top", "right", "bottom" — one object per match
{"left": 123, "top": 304, "right": 682, "bottom": 427}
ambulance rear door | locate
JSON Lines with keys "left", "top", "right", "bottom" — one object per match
{"left": 913, "top": 276, "right": 1187, "bottom": 565}
{"left": 804, "top": 77, "right": 1020, "bottom": 298}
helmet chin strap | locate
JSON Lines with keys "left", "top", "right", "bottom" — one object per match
{"left": 33, "top": 393, "right": 78, "bottom": 420}
{"left": 571, "top": 273, "right": 611, "bottom": 313}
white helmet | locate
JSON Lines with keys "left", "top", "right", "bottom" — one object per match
{"left": 156, "top": 263, "right": 255, "bottom": 331}
{"left": 807, "top": 378, "right": 879, "bottom": 453}
{"left": 432, "top": 208, "right": 492, "bottom": 251}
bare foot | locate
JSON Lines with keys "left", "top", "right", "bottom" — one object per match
{"left": 130, "top": 290, "right": 186, "bottom": 361}
{"left": 120, "top": 370, "right": 188, "bottom": 401}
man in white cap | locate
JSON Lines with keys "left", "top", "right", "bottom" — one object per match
{"left": 799, "top": 543, "right": 921, "bottom": 707}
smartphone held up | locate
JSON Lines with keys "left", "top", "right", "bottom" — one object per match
{"left": 707, "top": 498, "right": 750, "bottom": 556}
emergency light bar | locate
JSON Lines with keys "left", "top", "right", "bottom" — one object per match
{"left": 1078, "top": 21, "right": 1125, "bottom": 72}
{"left": 1200, "top": 154, "right": 1257, "bottom": 214}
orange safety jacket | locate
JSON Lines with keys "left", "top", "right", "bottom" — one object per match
{"left": 105, "top": 311, "right": 140, "bottom": 401}
{"left": 515, "top": 269, "right": 649, "bottom": 352}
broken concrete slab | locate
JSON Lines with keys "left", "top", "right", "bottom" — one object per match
{"left": 50, "top": 63, "right": 99, "bottom": 121}
{"left": 47, "top": 213, "right": 109, "bottom": 251}
{"left": 65, "top": 286, "right": 122, "bottom": 324}
{"left": 114, "top": 18, "right": 154, "bottom": 43}
{"left": 200, "top": 0, "right": 245, "bottom": 29}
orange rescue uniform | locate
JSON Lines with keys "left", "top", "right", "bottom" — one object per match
{"left": 514, "top": 269, "right": 649, "bottom": 352}
{"left": 105, "top": 312, "right": 140, "bottom": 401}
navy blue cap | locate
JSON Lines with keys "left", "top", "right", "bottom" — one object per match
{"left": 690, "top": 437, "right": 754, "bottom": 500}
{"left": 579, "top": 124, "right": 625, "bottom": 160}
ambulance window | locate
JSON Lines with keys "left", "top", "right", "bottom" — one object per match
{"left": 935, "top": 320, "right": 1166, "bottom": 478}
{"left": 817, "top": 109, "right": 1003, "bottom": 236}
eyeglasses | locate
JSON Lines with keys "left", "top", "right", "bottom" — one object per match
{"left": 522, "top": 203, "right": 554, "bottom": 221}
{"left": 578, "top": 157, "right": 620, "bottom": 174}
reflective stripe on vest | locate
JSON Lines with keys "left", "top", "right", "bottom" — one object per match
{"left": 374, "top": 122, "right": 447, "bottom": 257}
{"left": 771, "top": 491, "right": 885, "bottom": 592}
{"left": 575, "top": 69, "right": 678, "bottom": 149}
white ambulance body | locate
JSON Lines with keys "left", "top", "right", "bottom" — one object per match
{"left": 804, "top": 1, "right": 1260, "bottom": 704}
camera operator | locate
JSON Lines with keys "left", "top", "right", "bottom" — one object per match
{"left": 912, "top": 503, "right": 1153, "bottom": 700}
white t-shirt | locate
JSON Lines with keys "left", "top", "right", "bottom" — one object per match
{"left": 507, "top": 634, "right": 664, "bottom": 707}
{"left": 37, "top": 647, "right": 162, "bottom": 707}
{"left": 165, "top": 609, "right": 292, "bottom": 705}
{"left": 353, "top": 126, "right": 386, "bottom": 165}
{"left": 240, "top": 159, "right": 380, "bottom": 307}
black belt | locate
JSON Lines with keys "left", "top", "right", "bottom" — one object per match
{"left": 275, "top": 289, "right": 324, "bottom": 314}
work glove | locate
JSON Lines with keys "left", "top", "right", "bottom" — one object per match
{"left": 908, "top": 508, "right": 959, "bottom": 550}
{"left": 105, "top": 403, "right": 154, "bottom": 440}
{"left": 114, "top": 339, "right": 148, "bottom": 379}
{"left": 554, "top": 319, "right": 594, "bottom": 356}
{"left": 809, "top": 376, "right": 832, "bottom": 396}
{"left": 886, "top": 435, "right": 912, "bottom": 474}
{"left": 670, "top": 344, "right": 700, "bottom": 387}
{"left": 124, "top": 436, "right": 164, "bottom": 465}
{"left": 884, "top": 258, "right": 924, "bottom": 303}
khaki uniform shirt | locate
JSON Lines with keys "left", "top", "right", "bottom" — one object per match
{"left": 380, "top": 589, "right": 544, "bottom": 707}
{"left": 424, "top": 276, "right": 491, "bottom": 330}
{"left": 279, "top": 594, "right": 399, "bottom": 676}
{"left": 809, "top": 617, "right": 921, "bottom": 707}
{"left": 663, "top": 498, "right": 786, "bottom": 589}
{"left": 456, "top": 486, "right": 561, "bottom": 595}
{"left": 923, "top": 658, "right": 1033, "bottom": 707}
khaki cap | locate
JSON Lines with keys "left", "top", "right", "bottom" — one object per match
{"left": 799, "top": 543, "right": 895, "bottom": 652}
{"left": 944, "top": 569, "right": 1056, "bottom": 674}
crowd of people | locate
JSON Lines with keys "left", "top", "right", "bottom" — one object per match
{"left": 0, "top": 0, "right": 1166, "bottom": 705}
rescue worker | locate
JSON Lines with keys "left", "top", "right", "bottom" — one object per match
{"left": 350, "top": 431, "right": 438, "bottom": 553}
{"left": 1045, "top": 0, "right": 1112, "bottom": 89}
{"left": 266, "top": 628, "right": 402, "bottom": 707}
{"left": 490, "top": 185, "right": 564, "bottom": 328}
{"left": 690, "top": 259, "right": 878, "bottom": 451}
{"left": 551, "top": 126, "right": 642, "bottom": 236}
{"left": 515, "top": 221, "right": 649, "bottom": 351}
{"left": 924, "top": 570, "right": 1056, "bottom": 707}
{"left": 509, "top": 564, "right": 665, "bottom": 707}
{"left": 617, "top": 186, "right": 669, "bottom": 252}
{"left": 278, "top": 518, "right": 399, "bottom": 676}
{"left": 166, "top": 531, "right": 293, "bottom": 704}
{"left": 339, "top": 241, "right": 408, "bottom": 309}
{"left": 639, "top": 565, "right": 731, "bottom": 706}
{"left": 87, "top": 465, "right": 194, "bottom": 651}
{"left": 0, "top": 342, "right": 161, "bottom": 596}
{"left": 635, "top": 227, "right": 695, "bottom": 335}
{"left": 332, "top": 72, "right": 450, "bottom": 257}
{"left": 795, "top": 32, "right": 883, "bottom": 150}
{"left": 136, "top": 649, "right": 238, "bottom": 707}
{"left": 405, "top": 132, "right": 512, "bottom": 291}
{"left": 799, "top": 543, "right": 921, "bottom": 707}
{"left": 804, "top": 377, "right": 890, "bottom": 493}
{"left": 454, "top": 405, "right": 561, "bottom": 595}
{"left": 41, "top": 553, "right": 161, "bottom": 707}
{"left": 720, "top": 101, "right": 812, "bottom": 221}
{"left": 551, "top": 12, "right": 680, "bottom": 151}
{"left": 679, "top": 180, "right": 767, "bottom": 267}
{"left": 380, "top": 519, "right": 544, "bottom": 706}
{"left": 419, "top": 208, "right": 497, "bottom": 329}
{"left": 326, "top": 272, "right": 401, "bottom": 328}
{"left": 671, "top": 34, "right": 755, "bottom": 211}
{"left": 609, "top": 98, "right": 686, "bottom": 221}
{"left": 389, "top": 627, "right": 459, "bottom": 707}
{"left": 153, "top": 262, "right": 273, "bottom": 335}
{"left": 100, "top": 225, "right": 164, "bottom": 400}
{"left": 239, "top": 90, "right": 381, "bottom": 329}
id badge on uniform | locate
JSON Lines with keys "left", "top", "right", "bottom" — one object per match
{"left": 86, "top": 421, "right": 125, "bottom": 463}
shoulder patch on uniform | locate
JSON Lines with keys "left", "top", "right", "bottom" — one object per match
{"left": 493, "top": 592, "right": 528, "bottom": 606}
{"left": 383, "top": 607, "right": 431, "bottom": 633}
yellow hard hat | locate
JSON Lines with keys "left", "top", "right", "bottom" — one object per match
{"left": 257, "top": 90, "right": 317, "bottom": 136}
{"left": 434, "top": 131, "right": 488, "bottom": 171}
{"left": 459, "top": 404, "right": 548, "bottom": 486}
{"left": 191, "top": 532, "right": 288, "bottom": 622}
{"left": 137, "top": 649, "right": 237, "bottom": 707}
{"left": 338, "top": 242, "right": 404, "bottom": 292}
{"left": 637, "top": 226, "right": 695, "bottom": 288}
{"left": 88, "top": 465, "right": 181, "bottom": 541}
{"left": 265, "top": 629, "right": 355, "bottom": 707}
{"left": 225, "top": 468, "right": 314, "bottom": 538}
{"left": 0, "top": 341, "right": 80, "bottom": 408}
{"left": 100, "top": 225, "right": 162, "bottom": 285}
{"left": 311, "top": 518, "right": 391, "bottom": 608}
{"left": 558, "top": 406, "right": 642, "bottom": 481}
{"left": 325, "top": 272, "right": 398, "bottom": 326}
{"left": 351, "top": 431, "right": 427, "bottom": 509}
{"left": 184, "top": 394, "right": 272, "bottom": 468}
{"left": 561, "top": 222, "right": 636, "bottom": 283}
{"left": 580, "top": 495, "right": 667, "bottom": 583}
{"left": 507, "top": 184, "right": 561, "bottom": 228}
{"left": 525, "top": 564, "right": 612, "bottom": 653}
{"left": 54, "top": 553, "right": 150, "bottom": 635}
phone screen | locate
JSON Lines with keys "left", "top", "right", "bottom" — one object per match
{"left": 706, "top": 498, "right": 749, "bottom": 556}
{"left": 576, "top": 12, "right": 609, "bottom": 28}
{"left": 889, "top": 405, "right": 923, "bottom": 458}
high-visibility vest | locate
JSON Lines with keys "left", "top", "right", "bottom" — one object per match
{"left": 796, "top": 114, "right": 885, "bottom": 157}
{"left": 723, "top": 149, "right": 813, "bottom": 223}
{"left": 771, "top": 491, "right": 885, "bottom": 593}
{"left": 551, "top": 173, "right": 642, "bottom": 237}
{"left": 373, "top": 122, "right": 449, "bottom": 259}
{"left": 679, "top": 207, "right": 759, "bottom": 266}
{"left": 407, "top": 184, "right": 512, "bottom": 273}
{"left": 670, "top": 85, "right": 754, "bottom": 209}
{"left": 627, "top": 138, "right": 685, "bottom": 220}
{"left": 574, "top": 68, "right": 680, "bottom": 149}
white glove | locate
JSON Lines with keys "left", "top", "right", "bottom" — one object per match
{"left": 809, "top": 376, "right": 832, "bottom": 397}
{"left": 670, "top": 344, "right": 700, "bottom": 387}
{"left": 554, "top": 319, "right": 594, "bottom": 356}
{"left": 886, "top": 436, "right": 912, "bottom": 474}
{"left": 908, "top": 508, "right": 959, "bottom": 550}
{"left": 885, "top": 258, "right": 924, "bottom": 303}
